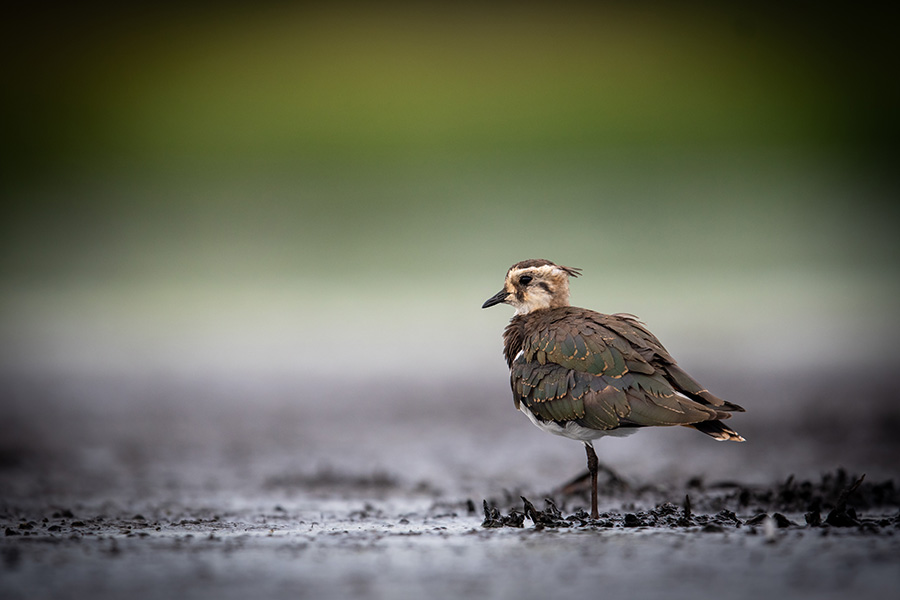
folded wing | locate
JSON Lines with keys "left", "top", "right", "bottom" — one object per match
{"left": 510, "top": 309, "right": 744, "bottom": 436}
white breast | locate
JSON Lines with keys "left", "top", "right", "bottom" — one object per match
{"left": 518, "top": 404, "right": 641, "bottom": 442}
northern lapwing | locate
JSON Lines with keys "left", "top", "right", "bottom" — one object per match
{"left": 482, "top": 259, "right": 744, "bottom": 519}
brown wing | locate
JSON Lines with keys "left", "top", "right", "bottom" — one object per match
{"left": 510, "top": 308, "right": 744, "bottom": 437}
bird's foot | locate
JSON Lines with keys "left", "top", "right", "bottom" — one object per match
{"left": 558, "top": 464, "right": 629, "bottom": 496}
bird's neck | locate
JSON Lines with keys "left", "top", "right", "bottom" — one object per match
{"left": 502, "top": 316, "right": 527, "bottom": 368}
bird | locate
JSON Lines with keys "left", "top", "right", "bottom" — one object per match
{"left": 482, "top": 258, "right": 745, "bottom": 519}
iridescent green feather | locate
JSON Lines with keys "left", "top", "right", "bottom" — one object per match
{"left": 507, "top": 306, "right": 744, "bottom": 433}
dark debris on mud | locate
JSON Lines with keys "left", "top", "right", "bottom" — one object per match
{"left": 1, "top": 468, "right": 897, "bottom": 545}
{"left": 481, "top": 469, "right": 900, "bottom": 534}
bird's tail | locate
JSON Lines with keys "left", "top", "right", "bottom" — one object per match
{"left": 689, "top": 420, "right": 745, "bottom": 442}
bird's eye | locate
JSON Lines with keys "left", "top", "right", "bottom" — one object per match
{"left": 519, "top": 275, "right": 533, "bottom": 285}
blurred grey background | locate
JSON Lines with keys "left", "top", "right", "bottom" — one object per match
{"left": 2, "top": 2, "right": 899, "bottom": 501}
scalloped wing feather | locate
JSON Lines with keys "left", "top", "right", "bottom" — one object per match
{"left": 508, "top": 308, "right": 743, "bottom": 435}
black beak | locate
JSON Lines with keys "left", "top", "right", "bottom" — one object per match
{"left": 481, "top": 289, "right": 509, "bottom": 309}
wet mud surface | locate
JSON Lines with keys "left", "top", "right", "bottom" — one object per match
{"left": 2, "top": 467, "right": 898, "bottom": 600}
{"left": 2, "top": 369, "right": 899, "bottom": 599}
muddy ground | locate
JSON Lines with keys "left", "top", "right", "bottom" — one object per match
{"left": 1, "top": 367, "right": 899, "bottom": 599}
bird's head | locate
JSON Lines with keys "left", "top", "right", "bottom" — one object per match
{"left": 481, "top": 259, "right": 581, "bottom": 315}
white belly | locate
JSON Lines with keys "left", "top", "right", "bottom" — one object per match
{"left": 519, "top": 404, "right": 640, "bottom": 443}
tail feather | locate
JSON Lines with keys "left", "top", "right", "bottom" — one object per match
{"left": 689, "top": 420, "right": 745, "bottom": 442}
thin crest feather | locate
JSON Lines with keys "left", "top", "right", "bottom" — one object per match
{"left": 508, "top": 259, "right": 581, "bottom": 278}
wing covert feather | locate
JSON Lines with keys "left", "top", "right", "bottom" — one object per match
{"left": 508, "top": 308, "right": 741, "bottom": 432}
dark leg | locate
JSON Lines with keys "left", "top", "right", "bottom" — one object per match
{"left": 584, "top": 442, "right": 599, "bottom": 519}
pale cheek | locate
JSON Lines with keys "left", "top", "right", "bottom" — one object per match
{"left": 516, "top": 290, "right": 552, "bottom": 314}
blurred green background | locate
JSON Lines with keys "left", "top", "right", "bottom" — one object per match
{"left": 2, "top": 2, "right": 898, "bottom": 382}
